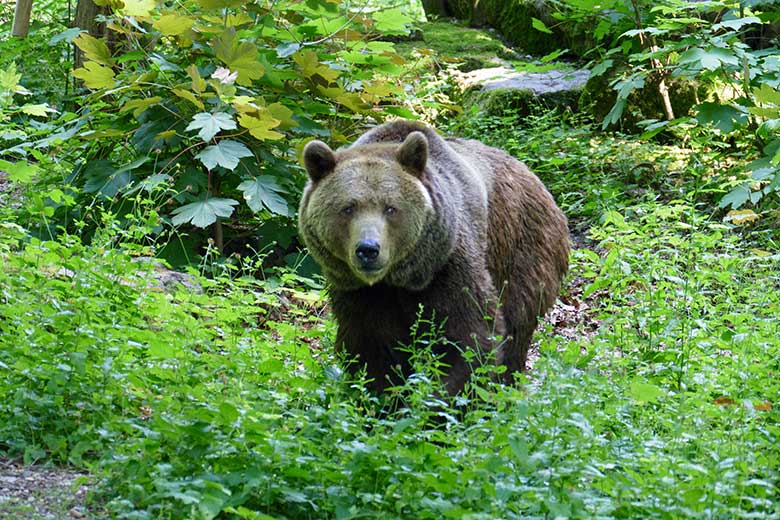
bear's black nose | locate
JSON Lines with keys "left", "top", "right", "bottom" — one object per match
{"left": 355, "top": 240, "right": 380, "bottom": 267}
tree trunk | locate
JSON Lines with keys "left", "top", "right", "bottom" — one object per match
{"left": 630, "top": 0, "right": 675, "bottom": 121}
{"left": 12, "top": 0, "right": 34, "bottom": 38}
{"left": 71, "top": 0, "right": 110, "bottom": 69}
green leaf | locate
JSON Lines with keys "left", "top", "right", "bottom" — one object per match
{"left": 73, "top": 34, "right": 114, "bottom": 66}
{"left": 752, "top": 83, "right": 780, "bottom": 106}
{"left": 602, "top": 98, "right": 626, "bottom": 129}
{"left": 719, "top": 184, "right": 751, "bottom": 209}
{"left": 681, "top": 46, "right": 739, "bottom": 71}
{"left": 238, "top": 176, "right": 289, "bottom": 215}
{"left": 695, "top": 102, "right": 748, "bottom": 132}
{"left": 171, "top": 88, "right": 204, "bottom": 110}
{"left": 83, "top": 160, "right": 134, "bottom": 197}
{"left": 171, "top": 197, "right": 239, "bottom": 227}
{"left": 213, "top": 30, "right": 264, "bottom": 86}
{"left": 72, "top": 62, "right": 116, "bottom": 89}
{"left": 224, "top": 506, "right": 277, "bottom": 520}
{"left": 186, "top": 112, "right": 236, "bottom": 142}
{"left": 195, "top": 140, "right": 252, "bottom": 170}
{"left": 276, "top": 42, "right": 300, "bottom": 58}
{"left": 712, "top": 17, "right": 761, "bottom": 32}
{"left": 590, "top": 59, "right": 613, "bottom": 78}
{"left": 294, "top": 51, "right": 340, "bottom": 83}
{"left": 197, "top": 0, "right": 245, "bottom": 9}
{"left": 629, "top": 381, "right": 665, "bottom": 404}
{"left": 372, "top": 8, "right": 412, "bottom": 35}
{"left": 266, "top": 103, "right": 298, "bottom": 130}
{"left": 0, "top": 159, "right": 39, "bottom": 183}
{"left": 49, "top": 27, "right": 83, "bottom": 46}
{"left": 120, "top": 96, "right": 162, "bottom": 118}
{"left": 531, "top": 17, "right": 553, "bottom": 34}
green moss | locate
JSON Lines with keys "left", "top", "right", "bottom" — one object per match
{"left": 395, "top": 20, "right": 517, "bottom": 72}
{"left": 422, "top": 0, "right": 594, "bottom": 57}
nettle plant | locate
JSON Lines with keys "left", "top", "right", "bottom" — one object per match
{"left": 64, "top": 0, "right": 414, "bottom": 251}
{"left": 566, "top": 0, "right": 780, "bottom": 210}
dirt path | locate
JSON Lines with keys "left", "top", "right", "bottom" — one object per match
{"left": 0, "top": 459, "right": 94, "bottom": 519}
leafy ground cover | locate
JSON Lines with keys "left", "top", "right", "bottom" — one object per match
{"left": 2, "top": 111, "right": 779, "bottom": 518}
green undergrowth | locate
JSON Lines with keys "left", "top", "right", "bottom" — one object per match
{"left": 448, "top": 111, "right": 780, "bottom": 238}
{"left": 2, "top": 179, "right": 779, "bottom": 519}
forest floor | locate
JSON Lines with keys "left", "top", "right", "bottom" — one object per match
{"left": 0, "top": 458, "right": 92, "bottom": 519}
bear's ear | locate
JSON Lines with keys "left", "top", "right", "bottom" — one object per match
{"left": 396, "top": 131, "right": 428, "bottom": 178}
{"left": 303, "top": 140, "right": 336, "bottom": 181}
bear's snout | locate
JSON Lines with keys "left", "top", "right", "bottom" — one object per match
{"left": 355, "top": 240, "right": 381, "bottom": 269}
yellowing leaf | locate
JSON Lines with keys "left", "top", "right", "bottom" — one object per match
{"left": 364, "top": 82, "right": 398, "bottom": 97}
{"left": 73, "top": 34, "right": 114, "bottom": 66}
{"left": 336, "top": 28, "right": 363, "bottom": 41}
{"left": 187, "top": 64, "right": 206, "bottom": 93}
{"left": 725, "top": 209, "right": 759, "bottom": 225}
{"left": 225, "top": 13, "right": 253, "bottom": 27}
{"left": 171, "top": 88, "right": 204, "bottom": 110}
{"left": 73, "top": 62, "right": 116, "bottom": 89}
{"left": 339, "top": 93, "right": 369, "bottom": 112}
{"left": 238, "top": 113, "right": 283, "bottom": 141}
{"left": 0, "top": 63, "right": 23, "bottom": 93}
{"left": 749, "top": 249, "right": 771, "bottom": 257}
{"left": 156, "top": 130, "right": 177, "bottom": 140}
{"left": 20, "top": 104, "right": 55, "bottom": 117}
{"left": 293, "top": 50, "right": 339, "bottom": 83}
{"left": 229, "top": 95, "right": 255, "bottom": 109}
{"left": 120, "top": 96, "right": 162, "bottom": 118}
{"left": 122, "top": 0, "right": 156, "bottom": 18}
{"left": 153, "top": 14, "right": 194, "bottom": 36}
{"left": 213, "top": 30, "right": 264, "bottom": 86}
{"left": 386, "top": 51, "right": 407, "bottom": 66}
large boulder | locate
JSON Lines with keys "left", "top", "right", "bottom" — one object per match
{"left": 456, "top": 66, "right": 590, "bottom": 116}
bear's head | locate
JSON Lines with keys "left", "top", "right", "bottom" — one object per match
{"left": 300, "top": 132, "right": 434, "bottom": 289}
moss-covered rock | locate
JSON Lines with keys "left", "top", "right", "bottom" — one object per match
{"left": 421, "top": 0, "right": 594, "bottom": 57}
{"left": 458, "top": 68, "right": 588, "bottom": 117}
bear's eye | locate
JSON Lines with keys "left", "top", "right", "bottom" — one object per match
{"left": 384, "top": 206, "right": 398, "bottom": 216}
{"left": 340, "top": 204, "right": 355, "bottom": 216}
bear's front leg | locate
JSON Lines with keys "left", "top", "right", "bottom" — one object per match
{"left": 329, "top": 286, "right": 418, "bottom": 393}
{"left": 418, "top": 255, "right": 506, "bottom": 395}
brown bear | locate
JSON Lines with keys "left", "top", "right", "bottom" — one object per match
{"left": 299, "top": 120, "right": 569, "bottom": 394}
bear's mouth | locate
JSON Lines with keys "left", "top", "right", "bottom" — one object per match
{"left": 351, "top": 263, "right": 387, "bottom": 285}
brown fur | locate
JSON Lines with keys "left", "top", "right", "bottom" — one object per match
{"left": 299, "top": 120, "right": 569, "bottom": 393}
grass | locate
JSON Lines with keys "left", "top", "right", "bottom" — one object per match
{"left": 1, "top": 112, "right": 779, "bottom": 518}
